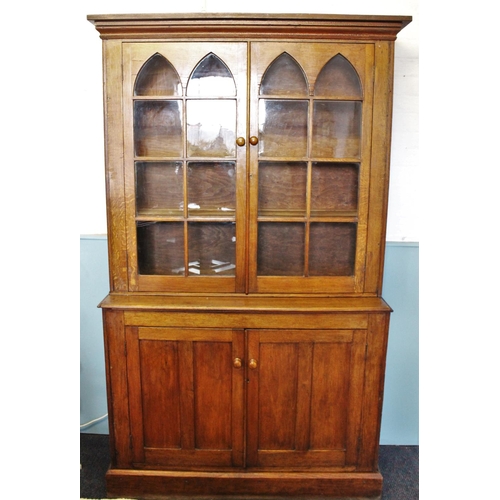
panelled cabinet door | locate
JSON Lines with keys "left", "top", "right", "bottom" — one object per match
{"left": 246, "top": 329, "right": 367, "bottom": 468}
{"left": 125, "top": 327, "right": 245, "bottom": 468}
{"left": 122, "top": 43, "right": 248, "bottom": 293}
{"left": 248, "top": 43, "right": 374, "bottom": 294}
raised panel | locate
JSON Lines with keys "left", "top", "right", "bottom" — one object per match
{"left": 258, "top": 343, "right": 298, "bottom": 450}
{"left": 140, "top": 340, "right": 181, "bottom": 449}
{"left": 309, "top": 342, "right": 350, "bottom": 449}
{"left": 193, "top": 341, "right": 233, "bottom": 449}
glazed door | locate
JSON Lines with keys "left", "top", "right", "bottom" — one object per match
{"left": 121, "top": 42, "right": 377, "bottom": 295}
{"left": 248, "top": 43, "right": 374, "bottom": 294}
{"left": 125, "top": 327, "right": 245, "bottom": 468}
{"left": 246, "top": 329, "right": 367, "bottom": 468}
{"left": 122, "top": 43, "right": 248, "bottom": 293}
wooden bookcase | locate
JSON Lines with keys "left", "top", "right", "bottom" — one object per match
{"left": 88, "top": 13, "right": 411, "bottom": 499}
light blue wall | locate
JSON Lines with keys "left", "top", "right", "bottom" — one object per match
{"left": 80, "top": 238, "right": 418, "bottom": 444}
{"left": 380, "top": 242, "right": 419, "bottom": 445}
{"left": 80, "top": 236, "right": 109, "bottom": 434}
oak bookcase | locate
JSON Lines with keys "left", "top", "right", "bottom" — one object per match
{"left": 88, "top": 13, "right": 411, "bottom": 499}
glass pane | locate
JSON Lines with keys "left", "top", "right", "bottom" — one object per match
{"left": 136, "top": 162, "right": 184, "bottom": 215}
{"left": 309, "top": 223, "right": 356, "bottom": 276}
{"left": 187, "top": 53, "right": 236, "bottom": 96}
{"left": 188, "top": 223, "right": 236, "bottom": 275}
{"left": 312, "top": 101, "right": 361, "bottom": 158}
{"left": 311, "top": 163, "right": 359, "bottom": 214}
{"left": 314, "top": 55, "right": 362, "bottom": 98}
{"left": 260, "top": 53, "right": 308, "bottom": 96}
{"left": 258, "top": 223, "right": 304, "bottom": 276}
{"left": 259, "top": 100, "right": 308, "bottom": 157}
{"left": 134, "top": 53, "right": 182, "bottom": 96}
{"left": 187, "top": 162, "right": 235, "bottom": 215}
{"left": 137, "top": 222, "right": 184, "bottom": 275}
{"left": 258, "top": 162, "right": 307, "bottom": 216}
{"left": 187, "top": 100, "right": 236, "bottom": 157}
{"left": 134, "top": 101, "right": 183, "bottom": 157}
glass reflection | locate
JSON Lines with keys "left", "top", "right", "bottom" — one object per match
{"left": 188, "top": 223, "right": 236, "bottom": 275}
{"left": 311, "top": 163, "right": 359, "bottom": 213}
{"left": 259, "top": 100, "right": 308, "bottom": 157}
{"left": 258, "top": 162, "right": 307, "bottom": 215}
{"left": 314, "top": 55, "right": 362, "bottom": 98}
{"left": 136, "top": 162, "right": 184, "bottom": 215}
{"left": 187, "top": 53, "right": 236, "bottom": 96}
{"left": 312, "top": 101, "right": 361, "bottom": 158}
{"left": 187, "top": 100, "right": 236, "bottom": 157}
{"left": 137, "top": 222, "right": 184, "bottom": 275}
{"left": 258, "top": 223, "right": 305, "bottom": 276}
{"left": 134, "top": 100, "right": 183, "bottom": 157}
{"left": 187, "top": 162, "right": 236, "bottom": 215}
{"left": 135, "top": 53, "right": 182, "bottom": 96}
{"left": 309, "top": 223, "right": 356, "bottom": 276}
{"left": 260, "top": 53, "right": 308, "bottom": 96}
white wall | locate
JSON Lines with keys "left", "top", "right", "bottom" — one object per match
{"left": 75, "top": 0, "right": 419, "bottom": 241}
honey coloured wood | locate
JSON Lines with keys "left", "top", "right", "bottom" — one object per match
{"left": 89, "top": 12, "right": 410, "bottom": 499}
{"left": 246, "top": 329, "right": 367, "bottom": 468}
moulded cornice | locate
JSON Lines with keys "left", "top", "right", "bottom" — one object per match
{"left": 87, "top": 13, "right": 412, "bottom": 41}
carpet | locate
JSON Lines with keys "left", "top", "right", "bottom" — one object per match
{"left": 80, "top": 433, "right": 418, "bottom": 499}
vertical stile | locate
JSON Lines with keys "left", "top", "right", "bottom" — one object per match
{"left": 182, "top": 90, "right": 189, "bottom": 277}
{"left": 304, "top": 88, "right": 315, "bottom": 278}
{"left": 295, "top": 341, "right": 313, "bottom": 450}
{"left": 178, "top": 340, "right": 195, "bottom": 450}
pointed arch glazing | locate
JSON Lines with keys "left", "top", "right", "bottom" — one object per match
{"left": 134, "top": 53, "right": 182, "bottom": 96}
{"left": 314, "top": 54, "right": 362, "bottom": 98}
{"left": 260, "top": 53, "right": 309, "bottom": 96}
{"left": 187, "top": 53, "right": 236, "bottom": 96}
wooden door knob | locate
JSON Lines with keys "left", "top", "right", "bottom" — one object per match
{"left": 249, "top": 136, "right": 259, "bottom": 146}
{"left": 233, "top": 357, "right": 242, "bottom": 368}
{"left": 249, "top": 359, "right": 258, "bottom": 369}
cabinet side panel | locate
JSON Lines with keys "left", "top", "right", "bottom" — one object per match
{"left": 103, "top": 40, "right": 128, "bottom": 291}
{"left": 103, "top": 309, "right": 132, "bottom": 467}
{"left": 345, "top": 330, "right": 368, "bottom": 465}
{"left": 364, "top": 41, "right": 395, "bottom": 294}
{"left": 358, "top": 313, "right": 390, "bottom": 470}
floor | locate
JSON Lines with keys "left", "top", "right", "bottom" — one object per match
{"left": 80, "top": 433, "right": 418, "bottom": 499}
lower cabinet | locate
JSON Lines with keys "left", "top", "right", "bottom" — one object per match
{"left": 101, "top": 296, "right": 391, "bottom": 498}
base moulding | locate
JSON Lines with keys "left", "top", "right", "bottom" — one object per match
{"left": 106, "top": 469, "right": 383, "bottom": 499}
